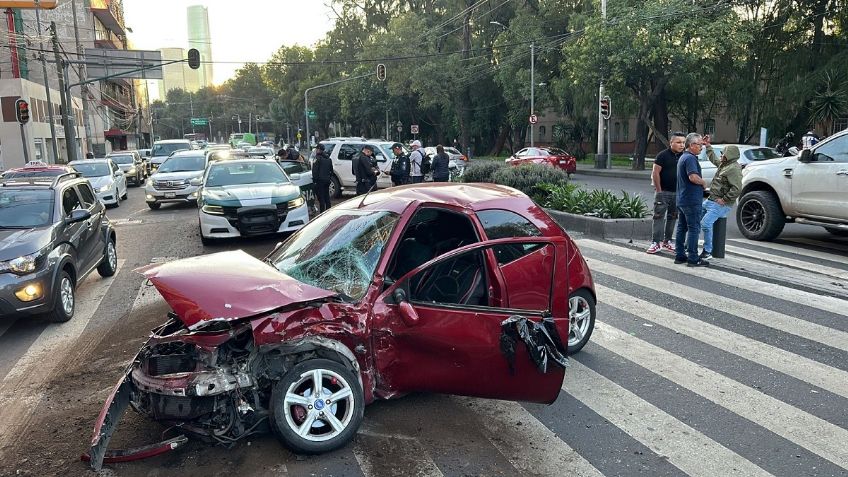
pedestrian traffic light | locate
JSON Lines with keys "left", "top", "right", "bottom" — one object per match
{"left": 600, "top": 96, "right": 611, "bottom": 120}
{"left": 15, "top": 98, "right": 30, "bottom": 124}
{"left": 187, "top": 48, "right": 201, "bottom": 69}
{"left": 376, "top": 63, "right": 386, "bottom": 81}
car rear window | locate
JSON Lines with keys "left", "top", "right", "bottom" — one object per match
{"left": 109, "top": 154, "right": 134, "bottom": 164}
{"left": 152, "top": 142, "right": 190, "bottom": 157}
{"left": 477, "top": 210, "right": 542, "bottom": 239}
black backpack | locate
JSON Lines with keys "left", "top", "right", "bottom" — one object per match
{"left": 419, "top": 150, "right": 432, "bottom": 175}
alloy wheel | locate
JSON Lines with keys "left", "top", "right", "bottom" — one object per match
{"left": 60, "top": 276, "right": 74, "bottom": 316}
{"left": 740, "top": 199, "right": 765, "bottom": 234}
{"left": 283, "top": 368, "right": 355, "bottom": 442}
{"left": 568, "top": 295, "right": 592, "bottom": 348}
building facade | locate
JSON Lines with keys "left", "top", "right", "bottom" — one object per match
{"left": 187, "top": 5, "right": 212, "bottom": 87}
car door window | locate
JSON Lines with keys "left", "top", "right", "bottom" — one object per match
{"left": 338, "top": 144, "right": 361, "bottom": 161}
{"left": 61, "top": 187, "right": 83, "bottom": 217}
{"left": 814, "top": 135, "right": 848, "bottom": 163}
{"left": 77, "top": 183, "right": 97, "bottom": 207}
{"left": 409, "top": 249, "right": 489, "bottom": 307}
{"left": 477, "top": 210, "right": 543, "bottom": 265}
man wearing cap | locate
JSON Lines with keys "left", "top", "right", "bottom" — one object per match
{"left": 409, "top": 140, "right": 426, "bottom": 184}
{"left": 354, "top": 144, "right": 379, "bottom": 195}
{"left": 389, "top": 142, "right": 410, "bottom": 187}
{"left": 311, "top": 143, "right": 333, "bottom": 212}
{"left": 699, "top": 136, "right": 742, "bottom": 261}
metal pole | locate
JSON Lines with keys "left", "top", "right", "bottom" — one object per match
{"left": 304, "top": 90, "right": 309, "bottom": 150}
{"left": 530, "top": 41, "right": 534, "bottom": 147}
{"left": 52, "top": 22, "right": 76, "bottom": 163}
{"left": 35, "top": 0, "right": 59, "bottom": 162}
{"left": 20, "top": 124, "right": 30, "bottom": 162}
{"left": 385, "top": 109, "right": 389, "bottom": 141}
{"left": 597, "top": 0, "right": 607, "bottom": 168}
{"left": 62, "top": 63, "right": 78, "bottom": 163}
{"left": 606, "top": 118, "right": 612, "bottom": 169}
{"left": 69, "top": 0, "right": 91, "bottom": 155}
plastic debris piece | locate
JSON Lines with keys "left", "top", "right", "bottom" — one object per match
{"left": 500, "top": 315, "right": 569, "bottom": 374}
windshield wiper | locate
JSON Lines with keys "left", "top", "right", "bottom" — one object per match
{"left": 0, "top": 225, "right": 29, "bottom": 229}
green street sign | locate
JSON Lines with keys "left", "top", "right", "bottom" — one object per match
{"left": 191, "top": 117, "right": 208, "bottom": 126}
{"left": 307, "top": 110, "right": 317, "bottom": 120}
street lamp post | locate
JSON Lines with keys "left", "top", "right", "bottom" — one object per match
{"left": 231, "top": 115, "right": 242, "bottom": 133}
{"left": 491, "top": 21, "right": 536, "bottom": 147}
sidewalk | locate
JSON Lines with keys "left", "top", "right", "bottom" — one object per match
{"left": 576, "top": 164, "right": 651, "bottom": 180}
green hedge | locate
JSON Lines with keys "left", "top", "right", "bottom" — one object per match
{"left": 489, "top": 164, "right": 570, "bottom": 198}
{"left": 462, "top": 161, "right": 506, "bottom": 183}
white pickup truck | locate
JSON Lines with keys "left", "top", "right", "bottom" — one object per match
{"left": 735, "top": 128, "right": 848, "bottom": 241}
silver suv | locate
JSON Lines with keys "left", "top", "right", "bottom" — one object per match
{"left": 736, "top": 129, "right": 848, "bottom": 240}
{"left": 318, "top": 138, "right": 401, "bottom": 198}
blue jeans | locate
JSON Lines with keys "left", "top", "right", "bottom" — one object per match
{"left": 701, "top": 199, "right": 732, "bottom": 254}
{"left": 675, "top": 205, "right": 702, "bottom": 263}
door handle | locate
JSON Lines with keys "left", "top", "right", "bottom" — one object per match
{"left": 783, "top": 168, "right": 793, "bottom": 178}
{"left": 837, "top": 170, "right": 848, "bottom": 176}
{"left": 85, "top": 221, "right": 92, "bottom": 228}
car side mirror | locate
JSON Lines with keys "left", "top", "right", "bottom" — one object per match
{"left": 114, "top": 170, "right": 122, "bottom": 177}
{"left": 393, "top": 288, "right": 419, "bottom": 326}
{"left": 66, "top": 209, "right": 91, "bottom": 224}
{"left": 799, "top": 149, "right": 813, "bottom": 163}
{"left": 289, "top": 173, "right": 302, "bottom": 181}
{"left": 190, "top": 178, "right": 203, "bottom": 186}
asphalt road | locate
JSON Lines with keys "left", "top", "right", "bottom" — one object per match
{"left": 1, "top": 180, "right": 846, "bottom": 477}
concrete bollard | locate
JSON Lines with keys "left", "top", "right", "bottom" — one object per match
{"left": 712, "top": 217, "right": 727, "bottom": 258}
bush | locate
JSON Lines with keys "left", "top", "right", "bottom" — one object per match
{"left": 488, "top": 164, "right": 570, "bottom": 199}
{"left": 537, "top": 183, "right": 648, "bottom": 219}
{"left": 461, "top": 161, "right": 505, "bottom": 183}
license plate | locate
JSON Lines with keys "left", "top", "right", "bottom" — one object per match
{"left": 164, "top": 192, "right": 176, "bottom": 198}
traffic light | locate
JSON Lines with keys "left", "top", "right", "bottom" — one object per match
{"left": 15, "top": 99, "right": 30, "bottom": 124}
{"left": 376, "top": 63, "right": 386, "bottom": 81}
{"left": 187, "top": 48, "right": 201, "bottom": 69}
{"left": 600, "top": 96, "right": 611, "bottom": 120}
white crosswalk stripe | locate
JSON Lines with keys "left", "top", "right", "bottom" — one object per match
{"left": 724, "top": 243, "right": 848, "bottom": 279}
{"left": 728, "top": 238, "right": 848, "bottom": 263}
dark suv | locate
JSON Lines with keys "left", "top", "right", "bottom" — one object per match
{"left": 0, "top": 173, "right": 117, "bottom": 321}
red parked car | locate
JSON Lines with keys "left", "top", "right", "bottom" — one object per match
{"left": 0, "top": 161, "right": 77, "bottom": 180}
{"left": 85, "top": 183, "right": 597, "bottom": 470}
{"left": 506, "top": 147, "right": 577, "bottom": 177}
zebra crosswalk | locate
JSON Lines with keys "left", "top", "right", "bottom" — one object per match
{"left": 0, "top": 237, "right": 846, "bottom": 476}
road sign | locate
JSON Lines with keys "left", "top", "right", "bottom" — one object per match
{"left": 411, "top": 124, "right": 419, "bottom": 134}
{"left": 190, "top": 118, "right": 208, "bottom": 126}
{"left": 307, "top": 110, "right": 317, "bottom": 120}
{"left": 15, "top": 99, "right": 30, "bottom": 124}
{"left": 529, "top": 114, "right": 538, "bottom": 124}
{"left": 85, "top": 49, "right": 163, "bottom": 80}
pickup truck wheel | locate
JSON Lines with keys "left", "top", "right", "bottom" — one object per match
{"left": 269, "top": 358, "right": 364, "bottom": 454}
{"left": 825, "top": 227, "right": 848, "bottom": 237}
{"left": 736, "top": 191, "right": 785, "bottom": 241}
{"left": 329, "top": 176, "right": 342, "bottom": 199}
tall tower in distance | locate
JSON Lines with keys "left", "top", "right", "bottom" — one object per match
{"left": 187, "top": 5, "right": 213, "bottom": 87}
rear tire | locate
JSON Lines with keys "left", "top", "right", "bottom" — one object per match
{"left": 45, "top": 271, "right": 74, "bottom": 323}
{"left": 97, "top": 239, "right": 118, "bottom": 277}
{"left": 736, "top": 191, "right": 785, "bottom": 241}
{"left": 567, "top": 289, "right": 596, "bottom": 355}
{"left": 269, "top": 358, "right": 364, "bottom": 454}
{"left": 329, "top": 175, "right": 342, "bottom": 199}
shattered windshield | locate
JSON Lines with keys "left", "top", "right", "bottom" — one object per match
{"left": 269, "top": 209, "right": 399, "bottom": 300}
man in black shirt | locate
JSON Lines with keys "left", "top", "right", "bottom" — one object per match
{"left": 311, "top": 143, "right": 333, "bottom": 212}
{"left": 647, "top": 131, "right": 686, "bottom": 254}
{"left": 354, "top": 145, "right": 379, "bottom": 195}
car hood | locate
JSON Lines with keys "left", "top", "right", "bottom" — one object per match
{"left": 151, "top": 171, "right": 203, "bottom": 181}
{"left": 136, "top": 250, "right": 337, "bottom": 330}
{"left": 87, "top": 175, "right": 115, "bottom": 189}
{"left": 0, "top": 226, "right": 52, "bottom": 259}
{"left": 202, "top": 183, "right": 300, "bottom": 207}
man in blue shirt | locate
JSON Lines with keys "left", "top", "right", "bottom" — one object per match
{"left": 675, "top": 133, "right": 709, "bottom": 267}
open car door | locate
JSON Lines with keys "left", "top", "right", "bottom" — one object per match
{"left": 372, "top": 237, "right": 569, "bottom": 404}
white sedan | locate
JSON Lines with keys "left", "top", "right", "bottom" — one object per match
{"left": 69, "top": 159, "right": 128, "bottom": 207}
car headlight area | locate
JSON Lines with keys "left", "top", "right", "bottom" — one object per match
{"left": 199, "top": 196, "right": 310, "bottom": 239}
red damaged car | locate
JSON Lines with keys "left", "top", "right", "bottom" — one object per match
{"left": 86, "top": 183, "right": 597, "bottom": 470}
{"left": 505, "top": 147, "right": 577, "bottom": 177}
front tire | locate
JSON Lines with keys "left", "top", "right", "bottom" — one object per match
{"left": 45, "top": 271, "right": 75, "bottom": 323}
{"left": 329, "top": 175, "right": 342, "bottom": 199}
{"left": 736, "top": 191, "right": 785, "bottom": 241}
{"left": 269, "top": 358, "right": 364, "bottom": 454}
{"left": 97, "top": 239, "right": 118, "bottom": 277}
{"left": 567, "top": 289, "right": 596, "bottom": 355}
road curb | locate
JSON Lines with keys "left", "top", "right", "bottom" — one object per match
{"left": 576, "top": 169, "right": 651, "bottom": 180}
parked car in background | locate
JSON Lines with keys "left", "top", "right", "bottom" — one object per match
{"left": 318, "top": 138, "right": 400, "bottom": 198}
{"left": 86, "top": 183, "right": 595, "bottom": 470}
{"left": 506, "top": 147, "right": 577, "bottom": 178}
{"left": 698, "top": 144, "right": 782, "bottom": 186}
{"left": 0, "top": 161, "right": 77, "bottom": 180}
{"left": 149, "top": 139, "right": 192, "bottom": 171}
{"left": 106, "top": 151, "right": 147, "bottom": 186}
{"left": 69, "top": 159, "right": 128, "bottom": 207}
{"left": 0, "top": 173, "right": 117, "bottom": 322}
{"left": 246, "top": 146, "right": 275, "bottom": 158}
{"left": 197, "top": 158, "right": 309, "bottom": 244}
{"left": 144, "top": 150, "right": 209, "bottom": 210}
{"left": 424, "top": 146, "right": 468, "bottom": 179}
{"left": 138, "top": 148, "right": 151, "bottom": 159}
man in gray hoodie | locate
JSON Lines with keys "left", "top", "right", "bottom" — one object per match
{"left": 700, "top": 137, "right": 743, "bottom": 261}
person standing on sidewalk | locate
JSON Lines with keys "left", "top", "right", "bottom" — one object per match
{"left": 699, "top": 138, "right": 742, "bottom": 261}
{"left": 647, "top": 132, "right": 686, "bottom": 254}
{"left": 674, "top": 133, "right": 709, "bottom": 267}
{"left": 409, "top": 140, "right": 426, "bottom": 184}
{"left": 432, "top": 145, "right": 451, "bottom": 182}
{"left": 311, "top": 143, "right": 333, "bottom": 213}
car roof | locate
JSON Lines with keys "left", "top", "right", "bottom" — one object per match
{"left": 155, "top": 139, "right": 191, "bottom": 144}
{"left": 338, "top": 183, "right": 534, "bottom": 214}
{"left": 4, "top": 163, "right": 73, "bottom": 173}
{"left": 169, "top": 150, "right": 206, "bottom": 158}
{"left": 69, "top": 159, "right": 113, "bottom": 165}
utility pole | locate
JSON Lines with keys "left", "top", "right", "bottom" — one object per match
{"left": 34, "top": 0, "right": 59, "bottom": 162}
{"left": 597, "top": 0, "right": 607, "bottom": 168}
{"left": 530, "top": 41, "right": 535, "bottom": 147}
{"left": 70, "top": 0, "right": 92, "bottom": 155}
{"left": 51, "top": 22, "right": 76, "bottom": 163}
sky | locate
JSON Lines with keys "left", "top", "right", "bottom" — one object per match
{"left": 123, "top": 0, "right": 336, "bottom": 89}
